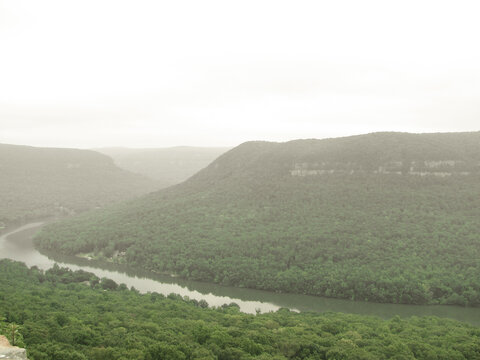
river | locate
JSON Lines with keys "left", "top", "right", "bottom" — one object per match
{"left": 1, "top": 222, "right": 479, "bottom": 326}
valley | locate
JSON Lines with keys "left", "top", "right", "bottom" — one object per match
{"left": 2, "top": 132, "right": 480, "bottom": 359}
{"left": 96, "top": 146, "right": 230, "bottom": 187}
{"left": 35, "top": 132, "right": 480, "bottom": 306}
{"left": 2, "top": 222, "right": 479, "bottom": 325}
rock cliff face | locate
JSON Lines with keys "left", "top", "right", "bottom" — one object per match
{"left": 290, "top": 160, "right": 479, "bottom": 177}
{"left": 0, "top": 336, "right": 28, "bottom": 360}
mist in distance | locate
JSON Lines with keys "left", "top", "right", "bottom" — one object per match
{"left": 2, "top": 3, "right": 480, "bottom": 358}
{"left": 1, "top": 0, "right": 479, "bottom": 148}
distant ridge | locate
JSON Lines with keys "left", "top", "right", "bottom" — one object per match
{"left": 0, "top": 143, "right": 158, "bottom": 226}
{"left": 37, "top": 132, "right": 480, "bottom": 306}
{"left": 95, "top": 146, "right": 230, "bottom": 187}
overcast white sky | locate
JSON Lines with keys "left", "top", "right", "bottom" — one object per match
{"left": 0, "top": 0, "right": 479, "bottom": 148}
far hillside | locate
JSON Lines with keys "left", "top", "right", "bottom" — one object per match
{"left": 0, "top": 143, "right": 158, "bottom": 227}
{"left": 37, "top": 132, "right": 480, "bottom": 306}
{"left": 96, "top": 146, "right": 230, "bottom": 187}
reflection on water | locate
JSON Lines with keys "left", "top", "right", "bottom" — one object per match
{"left": 1, "top": 223, "right": 480, "bottom": 325}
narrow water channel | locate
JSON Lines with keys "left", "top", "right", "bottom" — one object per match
{"left": 1, "top": 222, "right": 479, "bottom": 326}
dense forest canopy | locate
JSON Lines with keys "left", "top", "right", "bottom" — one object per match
{"left": 96, "top": 146, "right": 230, "bottom": 187}
{"left": 0, "top": 143, "right": 158, "bottom": 226}
{"left": 1, "top": 260, "right": 479, "bottom": 360}
{"left": 36, "top": 132, "right": 480, "bottom": 306}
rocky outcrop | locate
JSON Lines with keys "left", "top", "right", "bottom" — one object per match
{"left": 0, "top": 336, "right": 28, "bottom": 360}
{"left": 290, "top": 160, "right": 478, "bottom": 177}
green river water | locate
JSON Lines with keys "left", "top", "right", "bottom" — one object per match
{"left": 1, "top": 222, "right": 479, "bottom": 326}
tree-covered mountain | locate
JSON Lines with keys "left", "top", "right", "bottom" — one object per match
{"left": 36, "top": 132, "right": 480, "bottom": 306}
{"left": 2, "top": 260, "right": 480, "bottom": 360}
{"left": 0, "top": 143, "right": 158, "bottom": 226}
{"left": 95, "top": 146, "right": 230, "bottom": 187}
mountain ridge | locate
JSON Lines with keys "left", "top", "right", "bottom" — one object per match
{"left": 0, "top": 143, "right": 159, "bottom": 226}
{"left": 35, "top": 131, "right": 480, "bottom": 306}
{"left": 184, "top": 131, "right": 480, "bottom": 188}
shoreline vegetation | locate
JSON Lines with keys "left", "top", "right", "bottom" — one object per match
{"left": 1, "top": 259, "right": 479, "bottom": 360}
{"left": 75, "top": 252, "right": 182, "bottom": 278}
{"left": 71, "top": 248, "right": 480, "bottom": 308}
{"left": 6, "top": 221, "right": 480, "bottom": 327}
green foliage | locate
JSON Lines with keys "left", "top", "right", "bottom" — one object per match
{"left": 1, "top": 260, "right": 480, "bottom": 359}
{"left": 1, "top": 322, "right": 25, "bottom": 348}
{"left": 0, "top": 143, "right": 158, "bottom": 226}
{"left": 35, "top": 132, "right": 480, "bottom": 305}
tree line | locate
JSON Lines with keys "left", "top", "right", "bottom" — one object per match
{"left": 1, "top": 260, "right": 480, "bottom": 359}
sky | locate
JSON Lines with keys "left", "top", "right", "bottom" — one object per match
{"left": 0, "top": 0, "right": 479, "bottom": 148}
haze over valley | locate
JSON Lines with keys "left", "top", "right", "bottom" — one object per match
{"left": 96, "top": 146, "right": 230, "bottom": 187}
{"left": 1, "top": 131, "right": 480, "bottom": 358}
{"left": 1, "top": 0, "right": 480, "bottom": 358}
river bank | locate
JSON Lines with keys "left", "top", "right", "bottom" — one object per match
{"left": 1, "top": 222, "right": 480, "bottom": 325}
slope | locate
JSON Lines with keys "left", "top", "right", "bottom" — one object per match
{"left": 35, "top": 132, "right": 480, "bottom": 305}
{"left": 0, "top": 143, "right": 158, "bottom": 226}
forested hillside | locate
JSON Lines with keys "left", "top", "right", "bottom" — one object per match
{"left": 1, "top": 260, "right": 479, "bottom": 360}
{"left": 96, "top": 146, "right": 230, "bottom": 187}
{"left": 36, "top": 132, "right": 480, "bottom": 306}
{"left": 0, "top": 143, "right": 158, "bottom": 226}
